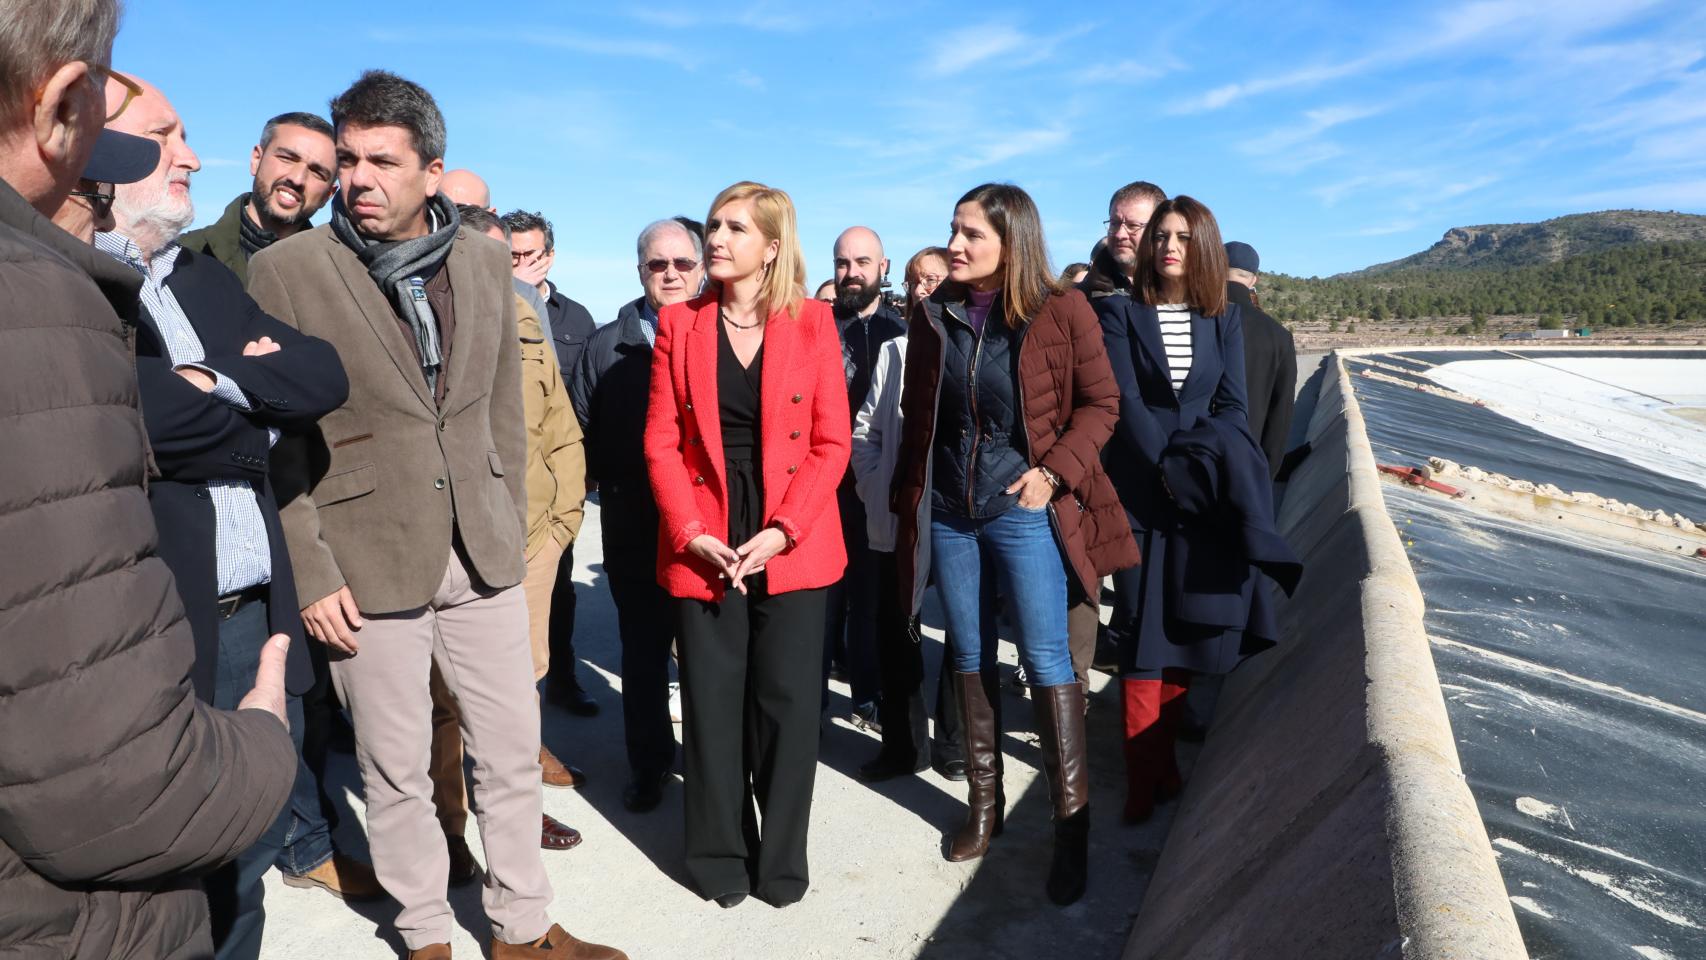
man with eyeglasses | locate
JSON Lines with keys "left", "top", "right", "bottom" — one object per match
{"left": 1, "top": 7, "right": 299, "bottom": 951}
{"left": 568, "top": 216, "right": 704, "bottom": 812}
{"left": 179, "top": 112, "right": 337, "bottom": 285}
{"left": 50, "top": 127, "right": 156, "bottom": 241}
{"left": 94, "top": 72, "right": 352, "bottom": 960}
{"left": 1083, "top": 180, "right": 1166, "bottom": 297}
{"left": 501, "top": 208, "right": 601, "bottom": 717}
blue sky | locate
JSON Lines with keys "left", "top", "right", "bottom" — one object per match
{"left": 115, "top": 0, "right": 1706, "bottom": 322}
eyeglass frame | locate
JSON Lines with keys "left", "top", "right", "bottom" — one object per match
{"left": 69, "top": 180, "right": 117, "bottom": 216}
{"left": 1104, "top": 217, "right": 1148, "bottom": 237}
{"left": 640, "top": 257, "right": 701, "bottom": 274}
{"left": 90, "top": 66, "right": 144, "bottom": 123}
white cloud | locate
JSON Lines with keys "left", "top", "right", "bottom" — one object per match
{"left": 1240, "top": 103, "right": 1390, "bottom": 158}
{"left": 953, "top": 125, "right": 1072, "bottom": 170}
{"left": 731, "top": 69, "right": 766, "bottom": 91}
{"left": 368, "top": 27, "right": 689, "bottom": 65}
{"left": 625, "top": 3, "right": 808, "bottom": 32}
{"left": 925, "top": 23, "right": 1092, "bottom": 77}
{"left": 1567, "top": 178, "right": 1706, "bottom": 209}
{"left": 1353, "top": 219, "right": 1420, "bottom": 237}
{"left": 1072, "top": 59, "right": 1169, "bottom": 85}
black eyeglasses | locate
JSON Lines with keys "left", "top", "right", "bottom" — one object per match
{"left": 70, "top": 181, "right": 116, "bottom": 216}
{"left": 643, "top": 257, "right": 700, "bottom": 274}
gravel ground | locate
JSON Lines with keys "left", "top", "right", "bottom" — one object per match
{"left": 255, "top": 497, "right": 1190, "bottom": 960}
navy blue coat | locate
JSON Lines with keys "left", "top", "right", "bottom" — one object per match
{"left": 1096, "top": 295, "right": 1287, "bottom": 675}
{"left": 135, "top": 245, "right": 348, "bottom": 699}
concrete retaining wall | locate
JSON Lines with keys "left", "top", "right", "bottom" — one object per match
{"left": 1122, "top": 354, "right": 1528, "bottom": 960}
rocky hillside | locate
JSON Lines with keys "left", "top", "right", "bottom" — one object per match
{"left": 1353, "top": 210, "right": 1706, "bottom": 275}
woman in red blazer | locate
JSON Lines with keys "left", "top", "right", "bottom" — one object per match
{"left": 643, "top": 181, "right": 850, "bottom": 909}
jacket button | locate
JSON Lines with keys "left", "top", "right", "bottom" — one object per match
{"left": 439, "top": 421, "right": 446, "bottom": 431}
{"left": 787, "top": 465, "right": 798, "bottom": 474}
{"left": 791, "top": 393, "right": 803, "bottom": 403}
{"left": 789, "top": 430, "right": 801, "bottom": 439}
{"left": 693, "top": 475, "right": 706, "bottom": 485}
{"left": 433, "top": 477, "right": 446, "bottom": 490}
{"left": 689, "top": 437, "right": 701, "bottom": 446}
{"left": 685, "top": 402, "right": 693, "bottom": 411}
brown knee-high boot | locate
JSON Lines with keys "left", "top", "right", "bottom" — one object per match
{"left": 945, "top": 671, "right": 1004, "bottom": 861}
{"left": 1033, "top": 682, "right": 1090, "bottom": 905}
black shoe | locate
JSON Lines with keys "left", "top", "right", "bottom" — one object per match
{"left": 714, "top": 892, "right": 747, "bottom": 909}
{"left": 445, "top": 834, "right": 479, "bottom": 887}
{"left": 858, "top": 751, "right": 927, "bottom": 782}
{"left": 546, "top": 681, "right": 599, "bottom": 717}
{"left": 622, "top": 772, "right": 666, "bottom": 812}
{"left": 935, "top": 757, "right": 968, "bottom": 781}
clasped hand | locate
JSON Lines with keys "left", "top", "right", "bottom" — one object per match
{"left": 1005, "top": 467, "right": 1055, "bottom": 509}
{"left": 687, "top": 527, "right": 788, "bottom": 594}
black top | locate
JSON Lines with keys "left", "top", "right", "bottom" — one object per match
{"left": 717, "top": 317, "right": 765, "bottom": 548}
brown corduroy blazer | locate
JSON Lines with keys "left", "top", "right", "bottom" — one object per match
{"left": 250, "top": 224, "right": 527, "bottom": 614}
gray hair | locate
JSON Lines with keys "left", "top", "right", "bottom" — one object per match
{"left": 635, "top": 218, "right": 703, "bottom": 264}
{"left": 457, "top": 204, "right": 508, "bottom": 241}
{"left": 501, "top": 209, "right": 553, "bottom": 252}
{"left": 0, "top": 0, "right": 121, "bottom": 125}
{"left": 329, "top": 69, "right": 446, "bottom": 164}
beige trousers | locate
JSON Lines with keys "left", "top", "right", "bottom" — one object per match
{"left": 430, "top": 538, "right": 563, "bottom": 837}
{"left": 332, "top": 549, "right": 551, "bottom": 950}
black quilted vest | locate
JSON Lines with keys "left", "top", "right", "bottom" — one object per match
{"left": 930, "top": 298, "right": 1031, "bottom": 518}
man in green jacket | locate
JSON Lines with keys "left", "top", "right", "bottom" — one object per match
{"left": 179, "top": 111, "right": 336, "bottom": 283}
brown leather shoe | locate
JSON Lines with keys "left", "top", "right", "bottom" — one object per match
{"left": 541, "top": 814, "right": 582, "bottom": 851}
{"left": 446, "top": 833, "right": 479, "bottom": 886}
{"left": 407, "top": 945, "right": 451, "bottom": 960}
{"left": 946, "top": 671, "right": 1004, "bottom": 862}
{"left": 281, "top": 852, "right": 386, "bottom": 901}
{"left": 492, "top": 923, "right": 627, "bottom": 960}
{"left": 540, "top": 746, "right": 586, "bottom": 789}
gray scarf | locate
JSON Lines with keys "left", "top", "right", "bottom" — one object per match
{"left": 331, "top": 191, "right": 460, "bottom": 393}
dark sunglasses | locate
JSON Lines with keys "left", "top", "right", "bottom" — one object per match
{"left": 643, "top": 257, "right": 700, "bottom": 274}
{"left": 70, "top": 181, "right": 116, "bottom": 216}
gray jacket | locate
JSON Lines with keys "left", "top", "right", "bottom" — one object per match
{"left": 0, "top": 179, "right": 295, "bottom": 958}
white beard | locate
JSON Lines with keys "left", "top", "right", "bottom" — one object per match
{"left": 114, "top": 174, "right": 195, "bottom": 256}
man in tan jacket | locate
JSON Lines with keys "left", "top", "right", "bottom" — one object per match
{"left": 249, "top": 70, "right": 623, "bottom": 960}
{"left": 427, "top": 205, "right": 590, "bottom": 877}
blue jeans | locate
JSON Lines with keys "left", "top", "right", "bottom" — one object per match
{"left": 929, "top": 504, "right": 1074, "bottom": 687}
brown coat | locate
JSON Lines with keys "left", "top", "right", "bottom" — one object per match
{"left": 516, "top": 292, "right": 585, "bottom": 557}
{"left": 892, "top": 286, "right": 1138, "bottom": 614}
{"left": 249, "top": 226, "right": 528, "bottom": 613}
{"left": 0, "top": 180, "right": 295, "bottom": 959}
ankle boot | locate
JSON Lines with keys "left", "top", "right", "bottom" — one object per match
{"left": 1033, "top": 682, "right": 1090, "bottom": 906}
{"left": 946, "top": 671, "right": 1003, "bottom": 861}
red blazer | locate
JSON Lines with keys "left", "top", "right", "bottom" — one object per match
{"left": 644, "top": 292, "right": 851, "bottom": 601}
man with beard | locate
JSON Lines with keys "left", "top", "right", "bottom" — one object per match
{"left": 1080, "top": 180, "right": 1164, "bottom": 298}
{"left": 826, "top": 226, "right": 905, "bottom": 748}
{"left": 249, "top": 70, "right": 624, "bottom": 960}
{"left": 180, "top": 112, "right": 336, "bottom": 283}
{"left": 569, "top": 217, "right": 705, "bottom": 813}
{"left": 96, "top": 74, "right": 354, "bottom": 960}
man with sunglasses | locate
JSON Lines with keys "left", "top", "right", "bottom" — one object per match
{"left": 97, "top": 72, "right": 352, "bottom": 960}
{"left": 568, "top": 216, "right": 705, "bottom": 812}
{"left": 0, "top": 3, "right": 298, "bottom": 956}
{"left": 501, "top": 208, "right": 601, "bottom": 717}
{"left": 50, "top": 127, "right": 155, "bottom": 240}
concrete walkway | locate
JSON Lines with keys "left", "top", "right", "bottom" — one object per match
{"left": 257, "top": 498, "right": 1188, "bottom": 959}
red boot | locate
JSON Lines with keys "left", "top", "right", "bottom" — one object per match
{"left": 1121, "top": 678, "right": 1177, "bottom": 823}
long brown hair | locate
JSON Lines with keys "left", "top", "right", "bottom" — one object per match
{"left": 1136, "top": 196, "right": 1228, "bottom": 317}
{"left": 955, "top": 183, "right": 1057, "bottom": 328}
{"left": 706, "top": 180, "right": 807, "bottom": 319}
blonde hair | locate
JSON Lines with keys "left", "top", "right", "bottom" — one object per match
{"left": 706, "top": 180, "right": 806, "bottom": 320}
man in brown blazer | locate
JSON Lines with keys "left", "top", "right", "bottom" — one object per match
{"left": 249, "top": 70, "right": 624, "bottom": 960}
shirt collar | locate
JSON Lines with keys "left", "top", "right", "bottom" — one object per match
{"left": 95, "top": 230, "right": 182, "bottom": 282}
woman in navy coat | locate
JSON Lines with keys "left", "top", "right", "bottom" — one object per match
{"left": 1097, "top": 195, "right": 1264, "bottom": 824}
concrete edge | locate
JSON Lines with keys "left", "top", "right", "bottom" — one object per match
{"left": 1323, "top": 353, "right": 1527, "bottom": 959}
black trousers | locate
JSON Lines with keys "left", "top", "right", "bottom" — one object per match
{"left": 611, "top": 573, "right": 677, "bottom": 777}
{"left": 677, "top": 584, "right": 827, "bottom": 904}
{"left": 546, "top": 542, "right": 579, "bottom": 687}
{"left": 823, "top": 489, "right": 881, "bottom": 710}
{"left": 873, "top": 550, "right": 927, "bottom": 764}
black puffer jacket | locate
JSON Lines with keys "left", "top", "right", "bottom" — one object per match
{"left": 928, "top": 293, "right": 1030, "bottom": 519}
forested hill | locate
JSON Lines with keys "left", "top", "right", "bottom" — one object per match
{"left": 1262, "top": 211, "right": 1706, "bottom": 329}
